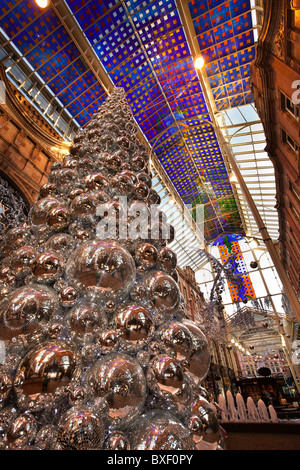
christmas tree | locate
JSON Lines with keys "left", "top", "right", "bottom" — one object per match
{"left": 0, "top": 88, "right": 221, "bottom": 450}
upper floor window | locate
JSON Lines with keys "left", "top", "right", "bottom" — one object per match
{"left": 282, "top": 128, "right": 299, "bottom": 154}
{"left": 281, "top": 91, "right": 300, "bottom": 120}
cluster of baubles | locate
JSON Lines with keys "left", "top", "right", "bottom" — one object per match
{"left": 0, "top": 88, "right": 222, "bottom": 450}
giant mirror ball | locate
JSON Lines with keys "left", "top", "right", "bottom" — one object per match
{"left": 14, "top": 340, "right": 76, "bottom": 397}
{"left": 57, "top": 405, "right": 105, "bottom": 450}
{"left": 87, "top": 352, "right": 147, "bottom": 428}
{"left": 0, "top": 284, "right": 58, "bottom": 340}
{"left": 65, "top": 240, "right": 136, "bottom": 301}
{"left": 14, "top": 340, "right": 77, "bottom": 397}
{"left": 130, "top": 410, "right": 195, "bottom": 450}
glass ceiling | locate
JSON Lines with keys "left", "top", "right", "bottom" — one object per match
{"left": 0, "top": 0, "right": 278, "bottom": 258}
{"left": 217, "top": 103, "right": 279, "bottom": 241}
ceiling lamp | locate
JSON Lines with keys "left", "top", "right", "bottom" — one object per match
{"left": 194, "top": 56, "right": 205, "bottom": 70}
{"left": 35, "top": 0, "right": 49, "bottom": 8}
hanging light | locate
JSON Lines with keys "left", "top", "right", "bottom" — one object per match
{"left": 194, "top": 56, "right": 205, "bottom": 70}
{"left": 35, "top": 0, "right": 49, "bottom": 8}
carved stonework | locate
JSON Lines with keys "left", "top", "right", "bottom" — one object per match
{"left": 0, "top": 63, "right": 69, "bottom": 161}
{"left": 0, "top": 111, "right": 9, "bottom": 129}
{"left": 14, "top": 130, "right": 27, "bottom": 147}
{"left": 271, "top": 9, "right": 285, "bottom": 60}
{"left": 254, "top": 0, "right": 285, "bottom": 67}
{"left": 13, "top": 89, "right": 61, "bottom": 141}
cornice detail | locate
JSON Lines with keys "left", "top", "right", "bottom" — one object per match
{"left": 254, "top": 0, "right": 285, "bottom": 67}
{"left": 0, "top": 64, "right": 70, "bottom": 161}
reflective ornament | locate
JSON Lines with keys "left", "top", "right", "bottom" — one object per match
{"left": 131, "top": 155, "right": 145, "bottom": 172}
{"left": 84, "top": 173, "right": 109, "bottom": 192}
{"left": 135, "top": 243, "right": 158, "bottom": 270}
{"left": 187, "top": 395, "right": 220, "bottom": 450}
{"left": 68, "top": 222, "right": 94, "bottom": 241}
{"left": 61, "top": 157, "right": 78, "bottom": 169}
{"left": 129, "top": 284, "right": 147, "bottom": 302}
{"left": 65, "top": 240, "right": 136, "bottom": 300}
{"left": 121, "top": 170, "right": 137, "bottom": 184}
{"left": 57, "top": 405, "right": 105, "bottom": 450}
{"left": 70, "top": 193, "right": 97, "bottom": 221}
{"left": 46, "top": 206, "right": 70, "bottom": 231}
{"left": 30, "top": 197, "right": 63, "bottom": 226}
{"left": 10, "top": 245, "right": 36, "bottom": 278}
{"left": 6, "top": 413, "right": 37, "bottom": 449}
{"left": 59, "top": 286, "right": 79, "bottom": 308}
{"left": 136, "top": 350, "right": 151, "bottom": 369}
{"left": 149, "top": 222, "right": 168, "bottom": 247}
{"left": 45, "top": 233, "right": 75, "bottom": 255}
{"left": 0, "top": 367, "right": 12, "bottom": 406}
{"left": 68, "top": 384, "right": 89, "bottom": 405}
{"left": 104, "top": 299, "right": 117, "bottom": 314}
{"left": 133, "top": 181, "right": 149, "bottom": 200}
{"left": 104, "top": 431, "right": 130, "bottom": 450}
{"left": 88, "top": 353, "right": 146, "bottom": 428}
{"left": 146, "top": 271, "right": 180, "bottom": 315}
{"left": 77, "top": 157, "right": 95, "bottom": 175}
{"left": 182, "top": 319, "right": 210, "bottom": 383}
{"left": 38, "top": 182, "right": 56, "bottom": 199}
{"left": 105, "top": 154, "right": 122, "bottom": 172}
{"left": 116, "top": 135, "right": 130, "bottom": 150}
{"left": 67, "top": 301, "right": 107, "bottom": 338}
{"left": 115, "top": 304, "right": 155, "bottom": 347}
{"left": 155, "top": 321, "right": 193, "bottom": 362}
{"left": 0, "top": 226, "right": 30, "bottom": 258}
{"left": 32, "top": 252, "right": 64, "bottom": 283}
{"left": 111, "top": 172, "right": 133, "bottom": 195}
{"left": 158, "top": 247, "right": 177, "bottom": 273}
{"left": 131, "top": 410, "right": 194, "bottom": 450}
{"left": 96, "top": 328, "right": 120, "bottom": 354}
{"left": 54, "top": 168, "right": 78, "bottom": 193}
{"left": 0, "top": 284, "right": 58, "bottom": 340}
{"left": 50, "top": 161, "right": 61, "bottom": 172}
{"left": 14, "top": 340, "right": 77, "bottom": 397}
{"left": 146, "top": 355, "right": 185, "bottom": 395}
{"left": 67, "top": 188, "right": 84, "bottom": 200}
{"left": 35, "top": 425, "right": 56, "bottom": 450}
{"left": 138, "top": 172, "right": 152, "bottom": 188}
{"left": 0, "top": 265, "right": 15, "bottom": 286}
{"left": 27, "top": 393, "right": 54, "bottom": 416}
{"left": 148, "top": 189, "right": 160, "bottom": 205}
{"left": 0, "top": 407, "right": 18, "bottom": 436}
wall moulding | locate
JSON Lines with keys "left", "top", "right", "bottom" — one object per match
{"left": 0, "top": 63, "right": 70, "bottom": 162}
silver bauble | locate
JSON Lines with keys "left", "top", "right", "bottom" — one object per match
{"left": 65, "top": 240, "right": 136, "bottom": 301}
{"left": 182, "top": 319, "right": 211, "bottom": 383}
{"left": 88, "top": 352, "right": 146, "bottom": 428}
{"left": 57, "top": 405, "right": 105, "bottom": 450}
{"left": 114, "top": 303, "right": 155, "bottom": 347}
{"left": 146, "top": 271, "right": 180, "bottom": 315}
{"left": 130, "top": 410, "right": 195, "bottom": 450}
{"left": 67, "top": 300, "right": 107, "bottom": 339}
{"left": 0, "top": 284, "right": 58, "bottom": 340}
{"left": 14, "top": 340, "right": 77, "bottom": 398}
{"left": 6, "top": 413, "right": 37, "bottom": 449}
{"left": 187, "top": 395, "right": 220, "bottom": 450}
